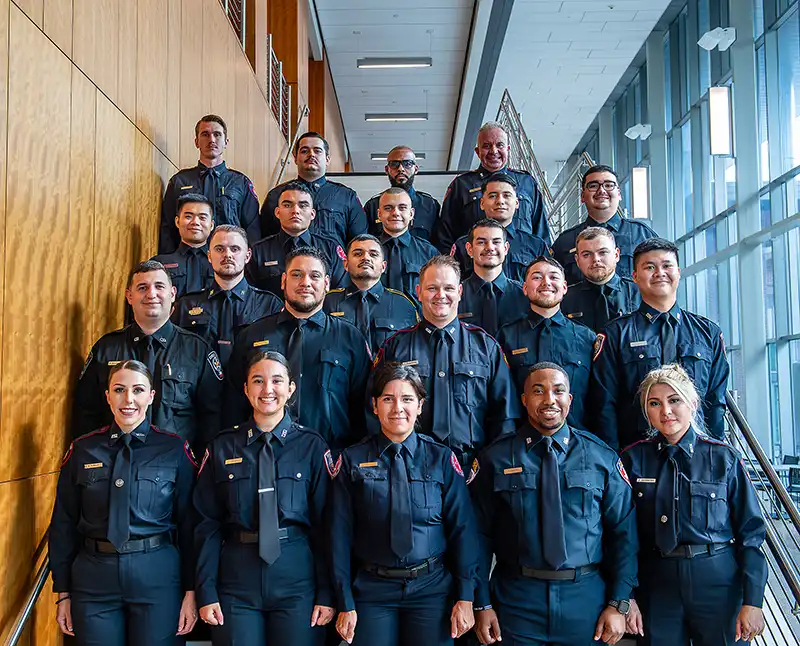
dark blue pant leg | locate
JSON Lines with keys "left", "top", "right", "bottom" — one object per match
{"left": 69, "top": 551, "right": 126, "bottom": 646}
{"left": 684, "top": 549, "right": 744, "bottom": 646}
{"left": 399, "top": 567, "right": 453, "bottom": 646}
{"left": 548, "top": 570, "right": 605, "bottom": 646}
{"left": 637, "top": 557, "right": 690, "bottom": 646}
{"left": 491, "top": 575, "right": 548, "bottom": 645}
{"left": 350, "top": 570, "right": 402, "bottom": 646}
{"left": 214, "top": 542, "right": 267, "bottom": 646}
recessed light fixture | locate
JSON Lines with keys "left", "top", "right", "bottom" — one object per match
{"left": 371, "top": 153, "right": 427, "bottom": 161}
{"left": 357, "top": 57, "right": 433, "bottom": 69}
{"left": 365, "top": 113, "right": 428, "bottom": 122}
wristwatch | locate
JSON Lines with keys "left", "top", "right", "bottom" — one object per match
{"left": 608, "top": 599, "right": 630, "bottom": 615}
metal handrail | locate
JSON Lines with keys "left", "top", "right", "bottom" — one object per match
{"left": 3, "top": 553, "right": 50, "bottom": 646}
{"left": 271, "top": 103, "right": 310, "bottom": 188}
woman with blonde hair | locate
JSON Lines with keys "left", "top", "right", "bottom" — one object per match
{"left": 621, "top": 364, "right": 767, "bottom": 645}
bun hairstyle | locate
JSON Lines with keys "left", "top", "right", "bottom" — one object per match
{"left": 638, "top": 364, "right": 702, "bottom": 434}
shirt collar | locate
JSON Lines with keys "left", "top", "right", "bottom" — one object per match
{"left": 423, "top": 319, "right": 459, "bottom": 341}
{"left": 299, "top": 175, "right": 327, "bottom": 191}
{"left": 639, "top": 300, "right": 682, "bottom": 324}
{"left": 376, "top": 430, "right": 418, "bottom": 458}
{"left": 527, "top": 308, "right": 566, "bottom": 328}
{"left": 477, "top": 165, "right": 508, "bottom": 177}
{"left": 130, "top": 320, "right": 175, "bottom": 348}
{"left": 520, "top": 422, "right": 571, "bottom": 453}
{"left": 209, "top": 279, "right": 249, "bottom": 301}
{"left": 245, "top": 413, "right": 294, "bottom": 446}
{"left": 198, "top": 160, "right": 227, "bottom": 174}
{"left": 659, "top": 425, "right": 697, "bottom": 457}
{"left": 278, "top": 229, "right": 313, "bottom": 247}
{"left": 382, "top": 230, "right": 412, "bottom": 247}
{"left": 345, "top": 280, "right": 384, "bottom": 301}
{"left": 467, "top": 271, "right": 510, "bottom": 293}
{"left": 177, "top": 241, "right": 209, "bottom": 256}
{"left": 109, "top": 418, "right": 151, "bottom": 445}
{"left": 277, "top": 308, "right": 326, "bottom": 328}
{"left": 504, "top": 221, "right": 517, "bottom": 238}
{"left": 587, "top": 212, "right": 622, "bottom": 231}
{"left": 581, "top": 273, "right": 621, "bottom": 293}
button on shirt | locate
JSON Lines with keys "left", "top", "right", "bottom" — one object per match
{"left": 622, "top": 426, "right": 767, "bottom": 606}
{"left": 381, "top": 231, "right": 439, "bottom": 304}
{"left": 245, "top": 229, "right": 347, "bottom": 296}
{"left": 73, "top": 321, "right": 223, "bottom": 447}
{"left": 226, "top": 309, "right": 371, "bottom": 452}
{"left": 551, "top": 213, "right": 658, "bottom": 285}
{"left": 171, "top": 279, "right": 283, "bottom": 367}
{"left": 152, "top": 243, "right": 215, "bottom": 299}
{"left": 193, "top": 414, "right": 333, "bottom": 608}
{"left": 50, "top": 421, "right": 197, "bottom": 592}
{"left": 370, "top": 321, "right": 520, "bottom": 466}
{"left": 159, "top": 162, "right": 261, "bottom": 254}
{"left": 434, "top": 168, "right": 550, "bottom": 253}
{"left": 330, "top": 432, "right": 479, "bottom": 611}
{"left": 561, "top": 274, "right": 642, "bottom": 332}
{"left": 260, "top": 177, "right": 367, "bottom": 246}
{"left": 469, "top": 422, "right": 638, "bottom": 607}
{"left": 497, "top": 310, "right": 596, "bottom": 430}
{"left": 324, "top": 281, "right": 419, "bottom": 356}
{"left": 458, "top": 272, "right": 529, "bottom": 336}
{"left": 365, "top": 186, "right": 441, "bottom": 242}
{"left": 590, "top": 302, "right": 730, "bottom": 449}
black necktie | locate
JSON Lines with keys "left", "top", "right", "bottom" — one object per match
{"left": 655, "top": 445, "right": 679, "bottom": 553}
{"left": 596, "top": 285, "right": 611, "bottom": 328}
{"left": 541, "top": 436, "right": 567, "bottom": 569}
{"left": 284, "top": 235, "right": 301, "bottom": 255}
{"left": 432, "top": 329, "right": 451, "bottom": 442}
{"left": 218, "top": 291, "right": 234, "bottom": 365}
{"left": 356, "top": 291, "right": 372, "bottom": 351}
{"left": 258, "top": 433, "right": 281, "bottom": 564}
{"left": 108, "top": 433, "right": 133, "bottom": 550}
{"left": 140, "top": 336, "right": 156, "bottom": 376}
{"left": 386, "top": 240, "right": 404, "bottom": 291}
{"left": 483, "top": 282, "right": 498, "bottom": 333}
{"left": 537, "top": 318, "right": 553, "bottom": 361}
{"left": 202, "top": 168, "right": 220, "bottom": 216}
{"left": 185, "top": 247, "right": 205, "bottom": 293}
{"left": 390, "top": 443, "right": 413, "bottom": 559}
{"left": 661, "top": 314, "right": 678, "bottom": 364}
{"left": 286, "top": 319, "right": 305, "bottom": 410}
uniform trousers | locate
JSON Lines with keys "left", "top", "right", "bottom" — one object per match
{"left": 70, "top": 543, "right": 183, "bottom": 646}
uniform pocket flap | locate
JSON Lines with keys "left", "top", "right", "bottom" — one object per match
{"left": 373, "top": 317, "right": 399, "bottom": 331}
{"left": 350, "top": 467, "right": 388, "bottom": 481}
{"left": 679, "top": 343, "right": 711, "bottom": 361}
{"left": 320, "top": 349, "right": 350, "bottom": 370}
{"left": 277, "top": 463, "right": 310, "bottom": 481}
{"left": 621, "top": 344, "right": 659, "bottom": 363}
{"left": 77, "top": 466, "right": 110, "bottom": 483}
{"left": 690, "top": 481, "right": 726, "bottom": 500}
{"left": 565, "top": 470, "right": 604, "bottom": 491}
{"left": 453, "top": 361, "right": 490, "bottom": 379}
{"left": 215, "top": 461, "right": 252, "bottom": 482}
{"left": 493, "top": 470, "right": 537, "bottom": 491}
{"left": 137, "top": 466, "right": 177, "bottom": 483}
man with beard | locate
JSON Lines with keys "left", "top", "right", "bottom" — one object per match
{"left": 378, "top": 187, "right": 439, "bottom": 305}
{"left": 561, "top": 227, "right": 641, "bottom": 332}
{"left": 324, "top": 234, "right": 418, "bottom": 355}
{"left": 172, "top": 225, "right": 282, "bottom": 368}
{"left": 551, "top": 165, "right": 658, "bottom": 285}
{"left": 246, "top": 182, "right": 347, "bottom": 295}
{"left": 73, "top": 260, "right": 223, "bottom": 447}
{"left": 496, "top": 257, "right": 596, "bottom": 431}
{"left": 370, "top": 255, "right": 519, "bottom": 469}
{"left": 450, "top": 173, "right": 550, "bottom": 282}
{"left": 590, "top": 238, "right": 729, "bottom": 448}
{"left": 470, "top": 362, "right": 636, "bottom": 646}
{"left": 225, "top": 247, "right": 371, "bottom": 452}
{"left": 364, "top": 146, "right": 441, "bottom": 241}
{"left": 260, "top": 132, "right": 367, "bottom": 246}
{"left": 434, "top": 122, "right": 549, "bottom": 253}
{"left": 457, "top": 219, "right": 529, "bottom": 336}
{"left": 159, "top": 115, "right": 261, "bottom": 253}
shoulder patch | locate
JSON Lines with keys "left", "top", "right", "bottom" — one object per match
{"left": 198, "top": 448, "right": 210, "bottom": 475}
{"left": 61, "top": 442, "right": 74, "bottom": 467}
{"left": 79, "top": 351, "right": 93, "bottom": 379}
{"left": 592, "top": 333, "right": 606, "bottom": 361}
{"left": 450, "top": 452, "right": 464, "bottom": 477}
{"left": 616, "top": 459, "right": 631, "bottom": 486}
{"left": 324, "top": 449, "right": 342, "bottom": 479}
{"left": 248, "top": 180, "right": 258, "bottom": 199}
{"left": 184, "top": 442, "right": 199, "bottom": 468}
{"left": 207, "top": 351, "right": 224, "bottom": 380}
{"left": 449, "top": 244, "right": 457, "bottom": 256}
{"left": 466, "top": 458, "right": 480, "bottom": 485}
{"left": 336, "top": 245, "right": 347, "bottom": 261}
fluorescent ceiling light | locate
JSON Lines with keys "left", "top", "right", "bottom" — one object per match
{"left": 631, "top": 167, "right": 650, "bottom": 220}
{"left": 357, "top": 57, "right": 432, "bottom": 69}
{"left": 698, "top": 27, "right": 736, "bottom": 51}
{"left": 365, "top": 113, "right": 428, "bottom": 122}
{"left": 624, "top": 124, "right": 652, "bottom": 140}
{"left": 371, "top": 153, "right": 427, "bottom": 161}
{"left": 709, "top": 86, "right": 732, "bottom": 156}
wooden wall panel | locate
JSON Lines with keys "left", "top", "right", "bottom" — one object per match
{"left": 165, "top": 0, "right": 182, "bottom": 163}
{"left": 0, "top": 0, "right": 9, "bottom": 438}
{"left": 72, "top": 0, "right": 119, "bottom": 107}
{"left": 43, "top": 0, "right": 73, "bottom": 56}
{"left": 117, "top": 0, "right": 137, "bottom": 121}
{"left": 11, "top": 0, "right": 41, "bottom": 27}
{"left": 179, "top": 0, "right": 204, "bottom": 167}
{"left": 136, "top": 0, "right": 169, "bottom": 152}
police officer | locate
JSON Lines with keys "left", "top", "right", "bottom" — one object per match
{"left": 73, "top": 260, "right": 223, "bottom": 447}
{"left": 470, "top": 362, "right": 637, "bottom": 646}
{"left": 51, "top": 360, "right": 198, "bottom": 645}
{"left": 160, "top": 115, "right": 260, "bottom": 253}
{"left": 551, "top": 165, "right": 658, "bottom": 285}
{"left": 260, "top": 132, "right": 367, "bottom": 245}
{"left": 457, "top": 219, "right": 529, "bottom": 336}
{"left": 226, "top": 247, "right": 371, "bottom": 453}
{"left": 332, "top": 364, "right": 478, "bottom": 646}
{"left": 590, "top": 238, "right": 729, "bottom": 449}
{"left": 378, "top": 187, "right": 439, "bottom": 304}
{"left": 364, "top": 146, "right": 441, "bottom": 241}
{"left": 496, "top": 257, "right": 596, "bottom": 430}
{"left": 622, "top": 364, "right": 766, "bottom": 645}
{"left": 324, "top": 234, "right": 419, "bottom": 355}
{"left": 152, "top": 193, "right": 215, "bottom": 298}
{"left": 172, "top": 225, "right": 282, "bottom": 368}
{"left": 246, "top": 181, "right": 346, "bottom": 295}
{"left": 450, "top": 173, "right": 550, "bottom": 282}
{"left": 371, "top": 255, "right": 519, "bottom": 469}
{"left": 434, "top": 122, "right": 549, "bottom": 253}
{"left": 561, "top": 227, "right": 641, "bottom": 332}
{"left": 195, "top": 351, "right": 335, "bottom": 646}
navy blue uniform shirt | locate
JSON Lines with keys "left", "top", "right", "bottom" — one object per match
{"left": 193, "top": 414, "right": 333, "bottom": 608}
{"left": 551, "top": 213, "right": 658, "bottom": 285}
{"left": 330, "top": 431, "right": 479, "bottom": 611}
{"left": 171, "top": 279, "right": 282, "bottom": 367}
{"left": 226, "top": 309, "right": 371, "bottom": 452}
{"left": 380, "top": 230, "right": 439, "bottom": 304}
{"left": 365, "top": 186, "right": 441, "bottom": 242}
{"left": 434, "top": 168, "right": 550, "bottom": 253}
{"left": 324, "top": 281, "right": 419, "bottom": 356}
{"left": 497, "top": 309, "right": 596, "bottom": 430}
{"left": 590, "top": 301, "right": 730, "bottom": 448}
{"left": 260, "top": 177, "right": 367, "bottom": 246}
{"left": 73, "top": 321, "right": 223, "bottom": 446}
{"left": 371, "top": 320, "right": 520, "bottom": 466}
{"left": 469, "top": 422, "right": 638, "bottom": 607}
{"left": 457, "top": 272, "right": 529, "bottom": 336}
{"left": 561, "top": 274, "right": 641, "bottom": 332}
{"left": 152, "top": 242, "right": 215, "bottom": 299}
{"left": 245, "top": 229, "right": 347, "bottom": 296}
{"left": 159, "top": 162, "right": 260, "bottom": 254}
{"left": 50, "top": 420, "right": 197, "bottom": 592}
{"left": 622, "top": 426, "right": 767, "bottom": 606}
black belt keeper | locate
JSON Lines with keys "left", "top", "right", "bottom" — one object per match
{"left": 228, "top": 527, "right": 306, "bottom": 544}
{"left": 659, "top": 542, "right": 732, "bottom": 559}
{"left": 363, "top": 555, "right": 443, "bottom": 580}
{"left": 519, "top": 563, "right": 599, "bottom": 581}
{"left": 86, "top": 533, "right": 171, "bottom": 554}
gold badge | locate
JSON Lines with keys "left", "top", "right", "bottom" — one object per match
{"left": 253, "top": 340, "right": 269, "bottom": 347}
{"left": 189, "top": 307, "right": 203, "bottom": 316}
{"left": 330, "top": 312, "right": 345, "bottom": 317}
{"left": 84, "top": 462, "right": 103, "bottom": 469}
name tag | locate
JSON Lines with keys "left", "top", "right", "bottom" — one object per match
{"left": 468, "top": 186, "right": 482, "bottom": 193}
{"left": 217, "top": 340, "right": 231, "bottom": 345}
{"left": 629, "top": 341, "right": 648, "bottom": 348}
{"left": 569, "top": 247, "right": 577, "bottom": 254}
{"left": 107, "top": 361, "right": 121, "bottom": 366}
{"left": 253, "top": 340, "right": 269, "bottom": 347}
{"left": 566, "top": 312, "right": 583, "bottom": 319}
{"left": 163, "top": 263, "right": 179, "bottom": 269}
{"left": 458, "top": 312, "right": 473, "bottom": 318}
{"left": 84, "top": 462, "right": 103, "bottom": 469}
{"left": 503, "top": 467, "right": 523, "bottom": 474}
{"left": 264, "top": 260, "right": 279, "bottom": 267}
{"left": 225, "top": 457, "right": 243, "bottom": 465}
{"left": 359, "top": 461, "right": 378, "bottom": 468}
{"left": 511, "top": 347, "right": 528, "bottom": 356}
{"left": 330, "top": 312, "right": 345, "bottom": 317}
{"left": 180, "top": 185, "right": 194, "bottom": 190}
{"left": 637, "top": 478, "right": 657, "bottom": 483}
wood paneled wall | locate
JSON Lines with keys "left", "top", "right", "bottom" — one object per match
{"left": 309, "top": 55, "right": 348, "bottom": 172}
{"left": 0, "top": 0, "right": 297, "bottom": 643}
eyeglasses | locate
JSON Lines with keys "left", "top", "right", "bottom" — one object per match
{"left": 387, "top": 160, "right": 417, "bottom": 169}
{"left": 585, "top": 180, "right": 618, "bottom": 192}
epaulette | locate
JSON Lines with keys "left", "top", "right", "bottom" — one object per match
{"left": 293, "top": 423, "right": 327, "bottom": 444}
{"left": 178, "top": 288, "right": 207, "bottom": 301}
{"left": 75, "top": 426, "right": 111, "bottom": 443}
{"left": 325, "top": 179, "right": 357, "bottom": 193}
{"left": 384, "top": 288, "right": 418, "bottom": 310}
{"left": 572, "top": 427, "right": 618, "bottom": 454}
{"left": 620, "top": 438, "right": 658, "bottom": 453}
{"left": 250, "top": 286, "right": 280, "bottom": 297}
{"left": 367, "top": 192, "right": 383, "bottom": 202}
{"left": 151, "top": 425, "right": 182, "bottom": 441}
{"left": 226, "top": 167, "right": 248, "bottom": 178}
{"left": 104, "top": 326, "right": 130, "bottom": 337}
{"left": 696, "top": 434, "right": 734, "bottom": 450}
{"left": 327, "top": 288, "right": 346, "bottom": 295}
{"left": 172, "top": 325, "right": 210, "bottom": 344}
{"left": 415, "top": 190, "right": 435, "bottom": 199}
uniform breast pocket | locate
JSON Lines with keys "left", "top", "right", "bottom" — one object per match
{"left": 276, "top": 464, "right": 310, "bottom": 513}
{"left": 564, "top": 470, "right": 604, "bottom": 521}
{"left": 318, "top": 349, "right": 350, "bottom": 390}
{"left": 493, "top": 470, "right": 537, "bottom": 506}
{"left": 220, "top": 188, "right": 243, "bottom": 222}
{"left": 315, "top": 208, "right": 345, "bottom": 240}
{"left": 184, "top": 313, "right": 212, "bottom": 334}
{"left": 161, "top": 370, "right": 197, "bottom": 409}
{"left": 515, "top": 194, "right": 534, "bottom": 231}
{"left": 373, "top": 318, "right": 402, "bottom": 346}
{"left": 620, "top": 344, "right": 659, "bottom": 389}
{"left": 562, "top": 356, "right": 590, "bottom": 397}
{"left": 136, "top": 466, "right": 177, "bottom": 520}
{"left": 508, "top": 253, "right": 532, "bottom": 282}
{"left": 453, "top": 361, "right": 490, "bottom": 407}
{"left": 76, "top": 467, "right": 111, "bottom": 520}
{"left": 402, "top": 262, "right": 422, "bottom": 282}
{"left": 215, "top": 461, "right": 253, "bottom": 512}
{"left": 678, "top": 343, "right": 712, "bottom": 389}
{"left": 690, "top": 481, "right": 729, "bottom": 531}
{"left": 409, "top": 472, "right": 444, "bottom": 513}
{"left": 350, "top": 468, "right": 389, "bottom": 519}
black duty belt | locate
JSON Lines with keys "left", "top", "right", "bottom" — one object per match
{"left": 228, "top": 527, "right": 307, "bottom": 544}
{"left": 86, "top": 533, "right": 171, "bottom": 554}
{"left": 362, "top": 555, "right": 443, "bottom": 580}
{"left": 659, "top": 542, "right": 732, "bottom": 559}
{"left": 519, "top": 563, "right": 599, "bottom": 581}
